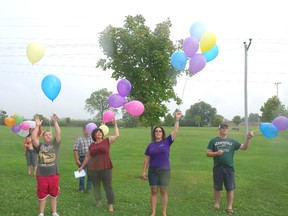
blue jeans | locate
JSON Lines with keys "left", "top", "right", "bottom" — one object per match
{"left": 79, "top": 156, "right": 92, "bottom": 191}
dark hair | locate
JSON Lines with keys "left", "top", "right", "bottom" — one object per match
{"left": 91, "top": 128, "right": 104, "bottom": 141}
{"left": 151, "top": 126, "right": 166, "bottom": 142}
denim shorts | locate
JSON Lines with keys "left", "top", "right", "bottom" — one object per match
{"left": 148, "top": 167, "right": 171, "bottom": 188}
{"left": 213, "top": 166, "right": 235, "bottom": 192}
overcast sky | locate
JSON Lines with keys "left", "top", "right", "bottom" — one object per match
{"left": 1, "top": 0, "right": 287, "bottom": 121}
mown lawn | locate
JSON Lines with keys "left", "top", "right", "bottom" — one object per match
{"left": 0, "top": 125, "right": 287, "bottom": 215}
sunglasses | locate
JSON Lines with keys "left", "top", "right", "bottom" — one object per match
{"left": 155, "top": 130, "right": 163, "bottom": 132}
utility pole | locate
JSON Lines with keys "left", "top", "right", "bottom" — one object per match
{"left": 244, "top": 38, "right": 252, "bottom": 137}
{"left": 275, "top": 82, "right": 281, "bottom": 97}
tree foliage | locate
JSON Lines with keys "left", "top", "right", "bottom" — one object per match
{"left": 0, "top": 109, "right": 8, "bottom": 125}
{"left": 232, "top": 115, "right": 242, "bottom": 126}
{"left": 163, "top": 113, "right": 174, "bottom": 126}
{"left": 183, "top": 101, "right": 217, "bottom": 126}
{"left": 96, "top": 15, "right": 181, "bottom": 127}
{"left": 85, "top": 88, "right": 113, "bottom": 121}
{"left": 260, "top": 96, "right": 287, "bottom": 122}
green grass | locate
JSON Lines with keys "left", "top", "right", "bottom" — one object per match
{"left": 0, "top": 125, "right": 288, "bottom": 216}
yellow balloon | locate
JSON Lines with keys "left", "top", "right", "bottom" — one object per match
{"left": 99, "top": 125, "right": 109, "bottom": 136}
{"left": 26, "top": 41, "right": 45, "bottom": 65}
{"left": 200, "top": 32, "right": 216, "bottom": 53}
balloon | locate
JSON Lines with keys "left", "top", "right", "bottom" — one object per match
{"left": 124, "top": 100, "right": 145, "bottom": 116}
{"left": 190, "top": 22, "right": 206, "bottom": 41}
{"left": 189, "top": 54, "right": 206, "bottom": 74}
{"left": 86, "top": 122, "right": 97, "bottom": 134}
{"left": 16, "top": 129, "right": 29, "bottom": 138}
{"left": 260, "top": 122, "right": 278, "bottom": 138}
{"left": 41, "top": 74, "right": 61, "bottom": 101}
{"left": 99, "top": 125, "right": 109, "bottom": 136}
{"left": 103, "top": 110, "right": 115, "bottom": 123}
{"left": 117, "top": 79, "right": 132, "bottom": 97}
{"left": 200, "top": 32, "right": 216, "bottom": 53}
{"left": 182, "top": 36, "right": 199, "bottom": 58}
{"left": 203, "top": 44, "right": 219, "bottom": 62}
{"left": 5, "top": 117, "right": 16, "bottom": 127}
{"left": 26, "top": 41, "right": 45, "bottom": 65}
{"left": 272, "top": 116, "right": 288, "bottom": 131}
{"left": 11, "top": 124, "right": 21, "bottom": 133}
{"left": 26, "top": 120, "right": 36, "bottom": 128}
{"left": 170, "top": 51, "right": 187, "bottom": 71}
{"left": 108, "top": 93, "right": 127, "bottom": 108}
{"left": 14, "top": 115, "right": 24, "bottom": 124}
{"left": 21, "top": 121, "right": 30, "bottom": 130}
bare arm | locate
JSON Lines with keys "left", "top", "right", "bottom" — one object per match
{"left": 171, "top": 112, "right": 182, "bottom": 141}
{"left": 141, "top": 155, "right": 150, "bottom": 180}
{"left": 51, "top": 114, "right": 61, "bottom": 144}
{"left": 108, "top": 120, "right": 119, "bottom": 144}
{"left": 206, "top": 149, "right": 223, "bottom": 157}
{"left": 74, "top": 150, "right": 81, "bottom": 165}
{"left": 240, "top": 131, "right": 254, "bottom": 150}
{"left": 31, "top": 116, "right": 42, "bottom": 148}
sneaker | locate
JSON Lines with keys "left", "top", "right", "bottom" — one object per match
{"left": 77, "top": 189, "right": 84, "bottom": 193}
{"left": 38, "top": 214, "right": 44, "bottom": 216}
{"left": 52, "top": 213, "right": 59, "bottom": 216}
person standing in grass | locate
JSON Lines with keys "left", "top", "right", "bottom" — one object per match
{"left": 206, "top": 123, "right": 254, "bottom": 215}
{"left": 78, "top": 120, "right": 119, "bottom": 213}
{"left": 73, "top": 126, "right": 93, "bottom": 193}
{"left": 32, "top": 114, "right": 61, "bottom": 216}
{"left": 141, "top": 112, "right": 182, "bottom": 216}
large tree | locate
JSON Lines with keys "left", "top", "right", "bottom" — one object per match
{"left": 96, "top": 15, "right": 181, "bottom": 128}
{"left": 260, "top": 96, "right": 287, "bottom": 122}
{"left": 85, "top": 88, "right": 113, "bottom": 121}
{"left": 183, "top": 101, "right": 217, "bottom": 126}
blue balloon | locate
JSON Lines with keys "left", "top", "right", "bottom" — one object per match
{"left": 203, "top": 44, "right": 219, "bottom": 62}
{"left": 41, "top": 74, "right": 61, "bottom": 101}
{"left": 259, "top": 122, "right": 278, "bottom": 138}
{"left": 170, "top": 51, "right": 187, "bottom": 71}
{"left": 190, "top": 22, "right": 206, "bottom": 41}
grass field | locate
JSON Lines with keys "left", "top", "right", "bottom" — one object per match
{"left": 0, "top": 125, "right": 287, "bottom": 216}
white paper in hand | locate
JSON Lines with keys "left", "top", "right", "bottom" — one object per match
{"left": 74, "top": 169, "right": 86, "bottom": 178}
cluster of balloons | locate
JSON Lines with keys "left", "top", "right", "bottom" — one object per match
{"left": 4, "top": 114, "right": 36, "bottom": 137}
{"left": 171, "top": 22, "right": 219, "bottom": 74}
{"left": 26, "top": 41, "right": 61, "bottom": 102}
{"left": 107, "top": 79, "right": 145, "bottom": 117}
{"left": 86, "top": 122, "right": 109, "bottom": 136}
{"left": 260, "top": 116, "right": 288, "bottom": 138}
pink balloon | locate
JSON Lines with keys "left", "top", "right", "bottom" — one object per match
{"left": 189, "top": 54, "right": 206, "bottom": 74}
{"left": 20, "top": 121, "right": 30, "bottom": 130}
{"left": 117, "top": 79, "right": 132, "bottom": 97}
{"left": 86, "top": 122, "right": 97, "bottom": 134}
{"left": 124, "top": 100, "right": 145, "bottom": 116}
{"left": 103, "top": 110, "right": 115, "bottom": 123}
{"left": 182, "top": 36, "right": 199, "bottom": 58}
{"left": 108, "top": 93, "right": 127, "bottom": 108}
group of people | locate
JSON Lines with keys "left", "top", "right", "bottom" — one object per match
{"left": 28, "top": 112, "right": 253, "bottom": 216}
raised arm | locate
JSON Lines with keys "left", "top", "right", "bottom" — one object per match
{"left": 171, "top": 112, "right": 182, "bottom": 141}
{"left": 31, "top": 116, "right": 42, "bottom": 148}
{"left": 240, "top": 131, "right": 254, "bottom": 150}
{"left": 51, "top": 114, "right": 61, "bottom": 144}
{"left": 108, "top": 120, "right": 119, "bottom": 144}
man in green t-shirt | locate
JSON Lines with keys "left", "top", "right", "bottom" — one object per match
{"left": 206, "top": 123, "right": 254, "bottom": 215}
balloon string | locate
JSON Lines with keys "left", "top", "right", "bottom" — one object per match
{"left": 178, "top": 76, "right": 189, "bottom": 111}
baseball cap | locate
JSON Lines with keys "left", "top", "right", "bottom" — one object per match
{"left": 218, "top": 123, "right": 228, "bottom": 129}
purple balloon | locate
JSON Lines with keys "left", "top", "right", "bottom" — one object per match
{"left": 182, "top": 36, "right": 199, "bottom": 58}
{"left": 117, "top": 79, "right": 132, "bottom": 97}
{"left": 108, "top": 93, "right": 128, "bottom": 108}
{"left": 86, "top": 122, "right": 97, "bottom": 134}
{"left": 272, "top": 116, "right": 288, "bottom": 131}
{"left": 189, "top": 54, "right": 206, "bottom": 74}
{"left": 11, "top": 124, "right": 21, "bottom": 133}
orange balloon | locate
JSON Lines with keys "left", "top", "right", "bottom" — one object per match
{"left": 5, "top": 117, "right": 16, "bottom": 127}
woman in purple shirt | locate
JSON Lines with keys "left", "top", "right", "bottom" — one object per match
{"left": 142, "top": 112, "right": 182, "bottom": 216}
